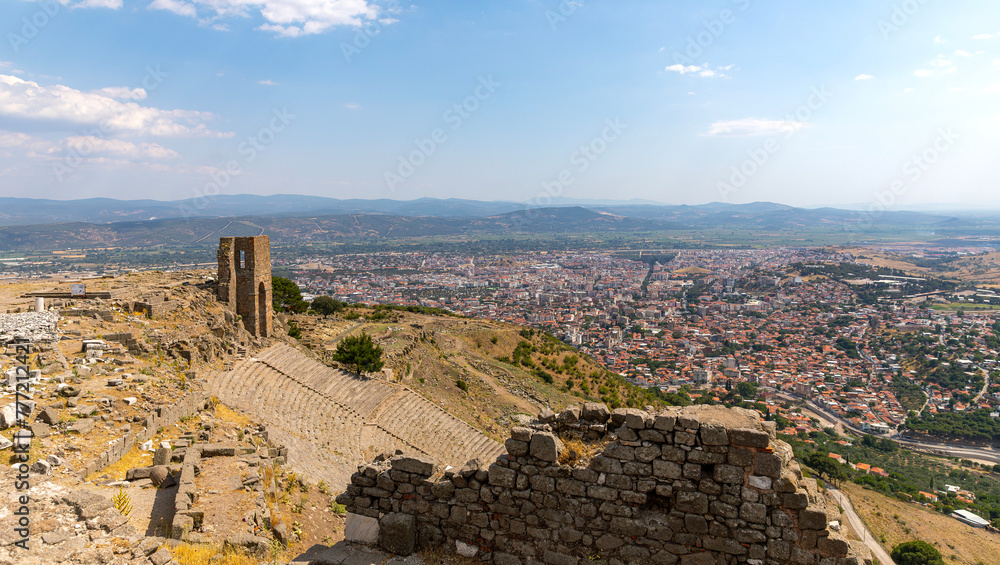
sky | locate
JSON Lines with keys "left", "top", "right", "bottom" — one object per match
{"left": 0, "top": 0, "right": 998, "bottom": 210}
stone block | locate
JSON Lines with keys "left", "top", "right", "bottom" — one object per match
{"left": 675, "top": 491, "right": 708, "bottom": 514}
{"left": 754, "top": 452, "right": 782, "bottom": 479}
{"left": 713, "top": 464, "right": 744, "bottom": 484}
{"left": 379, "top": 513, "right": 417, "bottom": 556}
{"left": 511, "top": 427, "right": 532, "bottom": 441}
{"left": 345, "top": 512, "right": 379, "bottom": 544}
{"left": 153, "top": 446, "right": 171, "bottom": 467}
{"left": 391, "top": 455, "right": 437, "bottom": 476}
{"left": 505, "top": 439, "right": 529, "bottom": 457}
{"left": 699, "top": 424, "right": 728, "bottom": 445}
{"left": 37, "top": 406, "right": 59, "bottom": 425}
{"left": 730, "top": 428, "right": 770, "bottom": 448}
{"left": 624, "top": 409, "right": 649, "bottom": 429}
{"left": 456, "top": 540, "right": 478, "bottom": 558}
{"left": 602, "top": 443, "right": 635, "bottom": 461}
{"left": 529, "top": 432, "right": 562, "bottom": 462}
{"left": 799, "top": 508, "right": 828, "bottom": 530}
{"left": 676, "top": 413, "right": 700, "bottom": 430}
{"left": 581, "top": 403, "right": 610, "bottom": 423}
{"left": 653, "top": 413, "right": 676, "bottom": 431}
{"left": 739, "top": 502, "right": 766, "bottom": 524}
{"left": 489, "top": 464, "right": 516, "bottom": 489}
{"left": 557, "top": 406, "right": 581, "bottom": 423}
{"left": 680, "top": 553, "right": 715, "bottom": 565}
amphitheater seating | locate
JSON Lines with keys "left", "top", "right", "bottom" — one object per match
{"left": 208, "top": 343, "right": 505, "bottom": 486}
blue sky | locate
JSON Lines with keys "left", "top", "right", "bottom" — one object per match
{"left": 0, "top": 0, "right": 997, "bottom": 209}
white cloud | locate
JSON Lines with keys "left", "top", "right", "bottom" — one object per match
{"left": 855, "top": 74, "right": 874, "bottom": 81}
{"left": 666, "top": 64, "right": 700, "bottom": 74}
{"left": 62, "top": 136, "right": 179, "bottom": 159}
{"left": 665, "top": 64, "right": 732, "bottom": 78}
{"left": 0, "top": 74, "right": 231, "bottom": 138}
{"left": 57, "top": 0, "right": 124, "bottom": 8}
{"left": 0, "top": 61, "right": 12, "bottom": 69}
{"left": 344, "top": 103, "right": 360, "bottom": 110}
{"left": 914, "top": 69, "right": 934, "bottom": 78}
{"left": 148, "top": 0, "right": 197, "bottom": 17}
{"left": 954, "top": 49, "right": 972, "bottom": 57}
{"left": 148, "top": 0, "right": 382, "bottom": 37}
{"left": 930, "top": 54, "right": 954, "bottom": 67}
{"left": 972, "top": 33, "right": 995, "bottom": 40}
{"left": 903, "top": 87, "right": 915, "bottom": 93}
{"left": 934, "top": 35, "right": 947, "bottom": 44}
{"left": 257, "top": 79, "right": 277, "bottom": 86}
{"left": 94, "top": 86, "right": 147, "bottom": 100}
{"left": 704, "top": 118, "right": 809, "bottom": 137}
{"left": 994, "top": 59, "right": 1000, "bottom": 67}
{"left": 0, "top": 130, "right": 37, "bottom": 148}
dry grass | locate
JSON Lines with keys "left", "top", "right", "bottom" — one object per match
{"left": 214, "top": 403, "right": 252, "bottom": 428}
{"left": 558, "top": 436, "right": 613, "bottom": 467}
{"left": 844, "top": 482, "right": 998, "bottom": 565}
{"left": 419, "top": 546, "right": 482, "bottom": 565}
{"left": 170, "top": 542, "right": 263, "bottom": 565}
{"left": 95, "top": 444, "right": 154, "bottom": 481}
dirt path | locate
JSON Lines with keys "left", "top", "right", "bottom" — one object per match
{"left": 828, "top": 487, "right": 896, "bottom": 565}
{"left": 446, "top": 331, "right": 538, "bottom": 416}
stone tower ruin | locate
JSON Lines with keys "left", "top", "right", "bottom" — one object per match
{"left": 217, "top": 236, "right": 272, "bottom": 337}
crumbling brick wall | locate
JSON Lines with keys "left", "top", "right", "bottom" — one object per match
{"left": 337, "top": 404, "right": 872, "bottom": 565}
{"left": 217, "top": 236, "right": 272, "bottom": 337}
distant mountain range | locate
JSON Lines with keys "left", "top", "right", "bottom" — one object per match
{"left": 0, "top": 195, "right": 997, "bottom": 252}
{"left": 0, "top": 194, "right": 975, "bottom": 226}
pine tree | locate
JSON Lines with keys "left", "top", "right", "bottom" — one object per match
{"left": 331, "top": 332, "right": 384, "bottom": 375}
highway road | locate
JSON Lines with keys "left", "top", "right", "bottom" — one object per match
{"left": 828, "top": 487, "right": 896, "bottom": 565}
{"left": 780, "top": 393, "right": 1000, "bottom": 465}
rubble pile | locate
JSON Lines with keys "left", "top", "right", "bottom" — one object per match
{"left": 0, "top": 311, "right": 60, "bottom": 344}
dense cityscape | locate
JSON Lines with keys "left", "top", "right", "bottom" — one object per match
{"left": 281, "top": 247, "right": 1000, "bottom": 440}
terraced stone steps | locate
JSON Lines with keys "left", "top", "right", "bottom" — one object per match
{"left": 206, "top": 343, "right": 504, "bottom": 486}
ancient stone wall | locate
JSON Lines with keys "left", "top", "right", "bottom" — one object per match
{"left": 217, "top": 238, "right": 237, "bottom": 312}
{"left": 216, "top": 236, "right": 272, "bottom": 337}
{"left": 337, "top": 404, "right": 872, "bottom": 565}
{"left": 78, "top": 392, "right": 211, "bottom": 478}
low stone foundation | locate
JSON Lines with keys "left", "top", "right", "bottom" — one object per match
{"left": 337, "top": 404, "right": 872, "bottom": 565}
